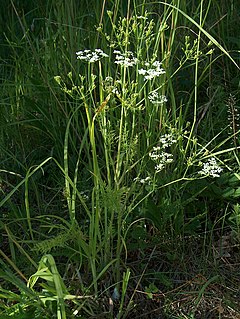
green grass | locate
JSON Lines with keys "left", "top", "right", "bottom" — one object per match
{"left": 0, "top": 0, "right": 240, "bottom": 318}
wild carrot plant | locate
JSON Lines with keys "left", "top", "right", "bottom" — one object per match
{"left": 0, "top": 0, "right": 240, "bottom": 318}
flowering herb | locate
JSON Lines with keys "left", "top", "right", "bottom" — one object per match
{"left": 148, "top": 133, "right": 177, "bottom": 173}
{"left": 138, "top": 61, "right": 166, "bottom": 80}
{"left": 136, "top": 15, "right": 148, "bottom": 20}
{"left": 76, "top": 49, "right": 108, "bottom": 63}
{"left": 114, "top": 50, "right": 138, "bottom": 67}
{"left": 103, "top": 76, "right": 120, "bottom": 95}
{"left": 148, "top": 91, "right": 168, "bottom": 104}
{"left": 199, "top": 157, "right": 223, "bottom": 178}
{"left": 159, "top": 134, "right": 177, "bottom": 148}
{"left": 134, "top": 176, "right": 151, "bottom": 184}
{"left": 149, "top": 149, "right": 174, "bottom": 172}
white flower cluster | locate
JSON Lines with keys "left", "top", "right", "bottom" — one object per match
{"left": 148, "top": 91, "right": 168, "bottom": 104}
{"left": 136, "top": 15, "right": 148, "bottom": 20}
{"left": 138, "top": 61, "right": 166, "bottom": 80}
{"left": 76, "top": 49, "right": 108, "bottom": 63}
{"left": 114, "top": 50, "right": 138, "bottom": 67}
{"left": 80, "top": 191, "right": 89, "bottom": 201}
{"left": 134, "top": 176, "right": 151, "bottom": 184}
{"left": 199, "top": 157, "right": 223, "bottom": 178}
{"left": 159, "top": 134, "right": 177, "bottom": 148}
{"left": 152, "top": 152, "right": 174, "bottom": 172}
{"left": 149, "top": 134, "right": 177, "bottom": 172}
{"left": 103, "top": 76, "right": 120, "bottom": 95}
{"left": 111, "top": 87, "right": 120, "bottom": 94}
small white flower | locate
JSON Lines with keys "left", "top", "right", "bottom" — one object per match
{"left": 159, "top": 134, "right": 177, "bottom": 148}
{"left": 105, "top": 76, "right": 113, "bottom": 82}
{"left": 76, "top": 48, "right": 108, "bottom": 63}
{"left": 149, "top": 135, "right": 177, "bottom": 173}
{"left": 159, "top": 152, "right": 173, "bottom": 163}
{"left": 155, "top": 163, "right": 165, "bottom": 172}
{"left": 137, "top": 15, "right": 148, "bottom": 20}
{"left": 114, "top": 51, "right": 138, "bottom": 67}
{"left": 148, "top": 92, "right": 168, "bottom": 105}
{"left": 115, "top": 54, "right": 123, "bottom": 60}
{"left": 134, "top": 176, "right": 151, "bottom": 184}
{"left": 152, "top": 61, "right": 162, "bottom": 68}
{"left": 138, "top": 60, "right": 166, "bottom": 80}
{"left": 111, "top": 87, "right": 119, "bottom": 94}
{"left": 89, "top": 52, "right": 99, "bottom": 63}
{"left": 138, "top": 68, "right": 147, "bottom": 75}
{"left": 80, "top": 191, "right": 89, "bottom": 200}
{"left": 199, "top": 157, "right": 223, "bottom": 177}
{"left": 149, "top": 151, "right": 161, "bottom": 159}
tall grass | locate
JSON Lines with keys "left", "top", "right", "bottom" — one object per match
{"left": 0, "top": 0, "right": 240, "bottom": 317}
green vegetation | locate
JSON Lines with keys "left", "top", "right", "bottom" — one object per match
{"left": 0, "top": 0, "right": 240, "bottom": 318}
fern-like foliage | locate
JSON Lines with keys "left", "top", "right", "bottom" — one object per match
{"left": 34, "top": 224, "right": 84, "bottom": 255}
